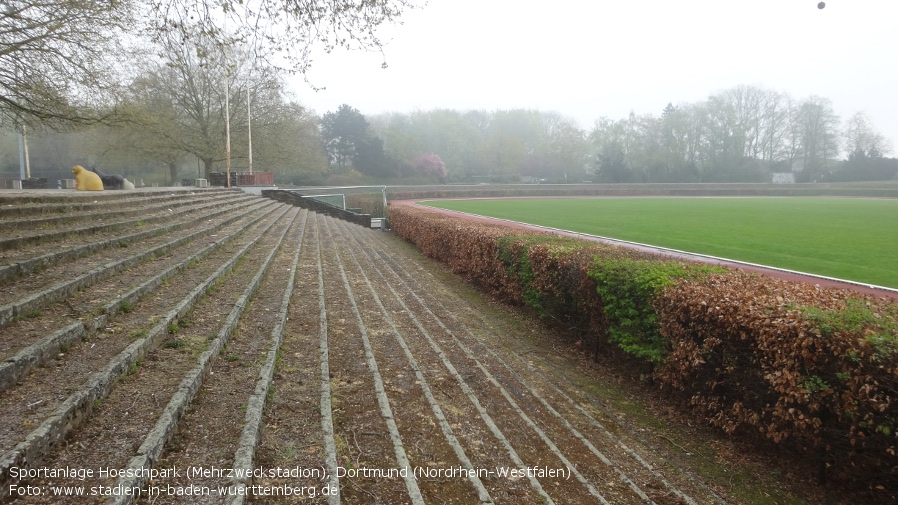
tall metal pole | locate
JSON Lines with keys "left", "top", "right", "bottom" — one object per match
{"left": 247, "top": 88, "right": 253, "bottom": 175}
{"left": 18, "top": 124, "right": 31, "bottom": 179}
{"left": 23, "top": 125, "right": 30, "bottom": 179}
{"left": 225, "top": 72, "right": 231, "bottom": 188}
{"left": 18, "top": 128, "right": 26, "bottom": 180}
{"left": 381, "top": 186, "right": 388, "bottom": 229}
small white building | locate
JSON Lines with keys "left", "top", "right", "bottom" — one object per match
{"left": 771, "top": 172, "right": 796, "bottom": 184}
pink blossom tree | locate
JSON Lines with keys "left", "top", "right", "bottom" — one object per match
{"left": 413, "top": 153, "right": 448, "bottom": 183}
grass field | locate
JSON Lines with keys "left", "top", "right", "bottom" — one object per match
{"left": 422, "top": 197, "right": 898, "bottom": 289}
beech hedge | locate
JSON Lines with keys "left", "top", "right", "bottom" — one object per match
{"left": 389, "top": 204, "right": 898, "bottom": 493}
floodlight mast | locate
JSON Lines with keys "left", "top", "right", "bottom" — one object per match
{"left": 223, "top": 17, "right": 232, "bottom": 188}
{"left": 247, "top": 88, "right": 253, "bottom": 175}
{"left": 18, "top": 124, "right": 31, "bottom": 180}
{"left": 225, "top": 70, "right": 231, "bottom": 188}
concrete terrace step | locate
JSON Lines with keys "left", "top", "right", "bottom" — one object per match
{"left": 0, "top": 190, "right": 244, "bottom": 231}
{"left": 0, "top": 190, "right": 256, "bottom": 252}
{"left": 0, "top": 200, "right": 282, "bottom": 392}
{"left": 0, "top": 187, "right": 235, "bottom": 215}
{"left": 0, "top": 195, "right": 268, "bottom": 285}
{"left": 0, "top": 189, "right": 734, "bottom": 505}
{"left": 0, "top": 192, "right": 296, "bottom": 501}
{"left": 0, "top": 198, "right": 277, "bottom": 326}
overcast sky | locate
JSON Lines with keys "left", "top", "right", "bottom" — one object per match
{"left": 291, "top": 0, "right": 898, "bottom": 154}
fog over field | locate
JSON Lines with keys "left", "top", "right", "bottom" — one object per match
{"left": 298, "top": 0, "right": 898, "bottom": 152}
{"left": 3, "top": 0, "right": 896, "bottom": 187}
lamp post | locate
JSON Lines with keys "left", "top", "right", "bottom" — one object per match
{"left": 18, "top": 123, "right": 31, "bottom": 180}
{"left": 224, "top": 71, "right": 231, "bottom": 188}
{"left": 247, "top": 87, "right": 253, "bottom": 175}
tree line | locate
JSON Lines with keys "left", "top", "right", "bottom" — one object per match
{"left": 4, "top": 83, "right": 896, "bottom": 186}
{"left": 589, "top": 87, "right": 894, "bottom": 184}
{"left": 327, "top": 85, "right": 894, "bottom": 185}
{"left": 1, "top": 36, "right": 329, "bottom": 186}
{"left": 0, "top": 0, "right": 414, "bottom": 185}
{"left": 2, "top": 1, "right": 896, "bottom": 187}
{"left": 1, "top": 0, "right": 895, "bottom": 187}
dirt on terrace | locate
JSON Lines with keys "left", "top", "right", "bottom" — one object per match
{"left": 0, "top": 188, "right": 868, "bottom": 505}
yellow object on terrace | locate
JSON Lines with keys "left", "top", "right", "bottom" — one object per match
{"left": 72, "top": 165, "right": 104, "bottom": 191}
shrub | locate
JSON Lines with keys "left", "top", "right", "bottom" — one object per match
{"left": 655, "top": 271, "right": 898, "bottom": 485}
{"left": 589, "top": 257, "right": 723, "bottom": 363}
{"left": 391, "top": 203, "right": 898, "bottom": 493}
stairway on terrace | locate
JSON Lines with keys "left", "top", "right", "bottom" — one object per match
{"left": 0, "top": 187, "right": 731, "bottom": 505}
{"left": 0, "top": 187, "right": 294, "bottom": 501}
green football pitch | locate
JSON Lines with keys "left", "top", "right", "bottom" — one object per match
{"left": 422, "top": 197, "right": 898, "bottom": 289}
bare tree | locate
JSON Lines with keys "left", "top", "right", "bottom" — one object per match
{"left": 843, "top": 111, "right": 892, "bottom": 158}
{"left": 781, "top": 95, "right": 804, "bottom": 171}
{"left": 757, "top": 89, "right": 790, "bottom": 166}
{"left": 148, "top": 0, "right": 415, "bottom": 74}
{"left": 543, "top": 112, "right": 588, "bottom": 182}
{"left": 795, "top": 95, "right": 841, "bottom": 175}
{"left": 2, "top": 0, "right": 418, "bottom": 129}
{"left": 0, "top": 0, "right": 129, "bottom": 127}
{"left": 95, "top": 34, "right": 326, "bottom": 182}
